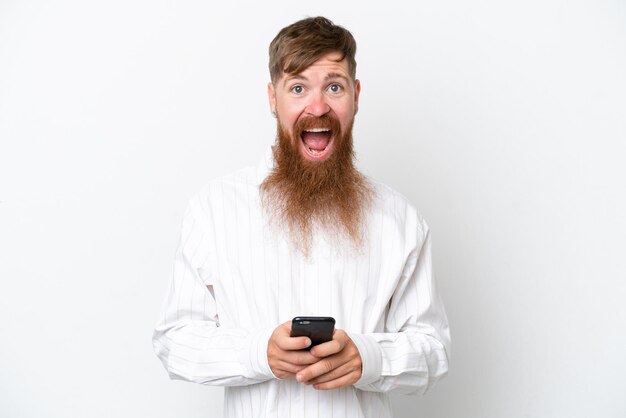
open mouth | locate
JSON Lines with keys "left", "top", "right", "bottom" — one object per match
{"left": 300, "top": 127, "right": 333, "bottom": 160}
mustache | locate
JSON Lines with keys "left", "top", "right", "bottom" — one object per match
{"left": 294, "top": 114, "right": 342, "bottom": 138}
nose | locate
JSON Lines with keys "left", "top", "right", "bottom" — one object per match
{"left": 304, "top": 91, "right": 330, "bottom": 117}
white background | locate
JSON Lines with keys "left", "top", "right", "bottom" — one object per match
{"left": 1, "top": 1, "right": 625, "bottom": 417}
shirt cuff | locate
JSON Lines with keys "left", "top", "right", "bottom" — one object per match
{"left": 348, "top": 333, "right": 382, "bottom": 387}
{"left": 240, "top": 328, "right": 277, "bottom": 381}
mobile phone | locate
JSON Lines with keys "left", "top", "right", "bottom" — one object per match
{"left": 290, "top": 316, "right": 335, "bottom": 348}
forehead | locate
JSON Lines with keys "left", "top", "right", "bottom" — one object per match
{"left": 279, "top": 51, "right": 350, "bottom": 84}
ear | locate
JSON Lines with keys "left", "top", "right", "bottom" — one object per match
{"left": 354, "top": 79, "right": 361, "bottom": 115}
{"left": 267, "top": 82, "right": 276, "bottom": 114}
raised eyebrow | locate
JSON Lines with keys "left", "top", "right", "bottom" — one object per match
{"left": 324, "top": 72, "right": 350, "bottom": 83}
{"left": 284, "top": 74, "right": 308, "bottom": 84}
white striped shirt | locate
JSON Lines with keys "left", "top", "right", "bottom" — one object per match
{"left": 152, "top": 148, "right": 450, "bottom": 418}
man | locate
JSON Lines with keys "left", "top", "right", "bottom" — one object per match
{"left": 153, "top": 16, "right": 450, "bottom": 418}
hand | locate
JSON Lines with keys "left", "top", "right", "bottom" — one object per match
{"left": 267, "top": 321, "right": 319, "bottom": 379}
{"left": 295, "top": 329, "right": 362, "bottom": 390}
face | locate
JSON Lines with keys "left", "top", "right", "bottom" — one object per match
{"left": 268, "top": 51, "right": 361, "bottom": 162}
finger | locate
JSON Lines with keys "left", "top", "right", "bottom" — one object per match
{"left": 296, "top": 357, "right": 338, "bottom": 383}
{"left": 274, "top": 360, "right": 307, "bottom": 375}
{"left": 275, "top": 321, "right": 312, "bottom": 350}
{"left": 279, "top": 320, "right": 292, "bottom": 333}
{"left": 306, "top": 360, "right": 355, "bottom": 385}
{"left": 273, "top": 321, "right": 292, "bottom": 339}
{"left": 276, "top": 335, "right": 311, "bottom": 351}
{"left": 282, "top": 350, "right": 319, "bottom": 365}
{"left": 310, "top": 338, "right": 344, "bottom": 358}
{"left": 310, "top": 330, "right": 349, "bottom": 357}
{"left": 313, "top": 370, "right": 361, "bottom": 390}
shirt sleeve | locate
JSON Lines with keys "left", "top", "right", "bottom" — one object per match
{"left": 152, "top": 197, "right": 277, "bottom": 386}
{"left": 350, "top": 223, "right": 451, "bottom": 395}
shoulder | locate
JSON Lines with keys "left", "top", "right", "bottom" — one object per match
{"left": 368, "top": 177, "right": 429, "bottom": 238}
{"left": 186, "top": 165, "right": 258, "bottom": 219}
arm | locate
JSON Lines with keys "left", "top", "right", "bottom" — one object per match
{"left": 152, "top": 198, "right": 275, "bottom": 386}
{"left": 351, "top": 225, "right": 451, "bottom": 394}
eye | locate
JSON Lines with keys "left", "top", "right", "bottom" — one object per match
{"left": 329, "top": 83, "right": 342, "bottom": 93}
{"left": 291, "top": 85, "right": 304, "bottom": 94}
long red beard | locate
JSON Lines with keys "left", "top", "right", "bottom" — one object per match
{"left": 260, "top": 114, "right": 373, "bottom": 254}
